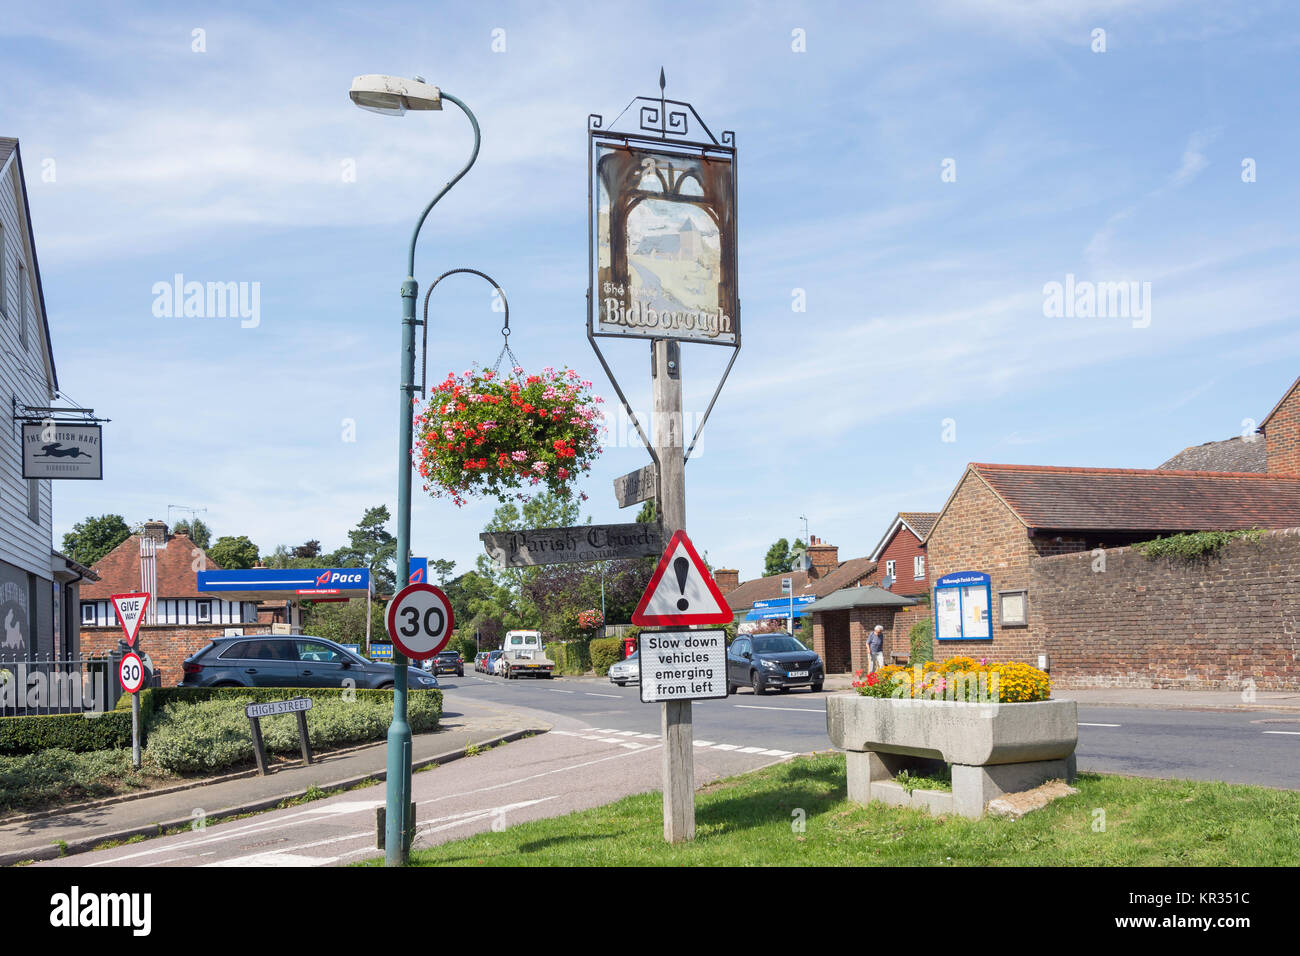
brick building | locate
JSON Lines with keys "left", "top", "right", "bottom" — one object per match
{"left": 867, "top": 512, "right": 938, "bottom": 597}
{"left": 81, "top": 520, "right": 262, "bottom": 685}
{"left": 715, "top": 536, "right": 875, "bottom": 640}
{"left": 923, "top": 463, "right": 1300, "bottom": 672}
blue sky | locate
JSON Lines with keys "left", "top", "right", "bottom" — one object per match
{"left": 3, "top": 1, "right": 1298, "bottom": 582}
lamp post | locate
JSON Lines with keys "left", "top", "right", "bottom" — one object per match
{"left": 348, "top": 72, "right": 480, "bottom": 866}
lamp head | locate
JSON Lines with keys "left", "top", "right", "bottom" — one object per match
{"left": 349, "top": 74, "right": 443, "bottom": 115}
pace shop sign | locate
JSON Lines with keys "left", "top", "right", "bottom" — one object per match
{"left": 639, "top": 629, "right": 727, "bottom": 703}
{"left": 21, "top": 422, "right": 102, "bottom": 479}
{"left": 591, "top": 142, "right": 737, "bottom": 346}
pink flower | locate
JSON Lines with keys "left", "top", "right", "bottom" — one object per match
{"left": 511, "top": 450, "right": 527, "bottom": 462}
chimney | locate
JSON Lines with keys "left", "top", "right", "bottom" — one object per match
{"left": 714, "top": 568, "right": 739, "bottom": 594}
{"left": 806, "top": 536, "right": 839, "bottom": 579}
{"left": 142, "top": 519, "right": 168, "bottom": 544}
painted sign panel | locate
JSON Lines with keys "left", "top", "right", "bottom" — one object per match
{"left": 593, "top": 143, "right": 737, "bottom": 345}
{"left": 197, "top": 568, "right": 370, "bottom": 597}
{"left": 480, "top": 522, "right": 662, "bottom": 568}
{"left": 933, "top": 571, "right": 993, "bottom": 641}
{"left": 21, "top": 423, "right": 103, "bottom": 479}
{"left": 613, "top": 463, "right": 656, "bottom": 509}
{"left": 638, "top": 628, "right": 727, "bottom": 703}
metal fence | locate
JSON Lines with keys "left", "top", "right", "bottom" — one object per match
{"left": 0, "top": 653, "right": 145, "bottom": 717}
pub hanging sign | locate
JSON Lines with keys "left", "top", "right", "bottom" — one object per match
{"left": 21, "top": 422, "right": 103, "bottom": 480}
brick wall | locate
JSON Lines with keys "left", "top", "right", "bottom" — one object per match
{"left": 1031, "top": 528, "right": 1300, "bottom": 690}
{"left": 82, "top": 622, "right": 272, "bottom": 687}
{"left": 1266, "top": 383, "right": 1300, "bottom": 477}
{"left": 890, "top": 605, "right": 932, "bottom": 661}
{"left": 926, "top": 469, "right": 1041, "bottom": 663}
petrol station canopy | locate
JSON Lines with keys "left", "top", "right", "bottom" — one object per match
{"left": 196, "top": 567, "right": 371, "bottom": 602}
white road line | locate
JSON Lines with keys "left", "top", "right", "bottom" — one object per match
{"left": 734, "top": 705, "right": 826, "bottom": 713}
{"left": 736, "top": 746, "right": 766, "bottom": 754}
{"left": 711, "top": 744, "right": 740, "bottom": 751}
{"left": 1079, "top": 722, "right": 1122, "bottom": 728}
{"left": 548, "top": 689, "right": 576, "bottom": 694}
{"left": 1263, "top": 730, "right": 1300, "bottom": 736}
{"left": 586, "top": 693, "right": 621, "bottom": 698}
{"left": 693, "top": 740, "right": 716, "bottom": 747}
{"left": 206, "top": 852, "right": 334, "bottom": 868}
{"left": 635, "top": 733, "right": 659, "bottom": 740}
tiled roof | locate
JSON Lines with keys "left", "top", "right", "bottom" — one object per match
{"left": 899, "top": 512, "right": 939, "bottom": 539}
{"left": 805, "top": 586, "right": 918, "bottom": 614}
{"left": 82, "top": 534, "right": 222, "bottom": 600}
{"left": 724, "top": 556, "right": 876, "bottom": 612}
{"left": 970, "top": 462, "right": 1300, "bottom": 532}
{"left": 1159, "top": 436, "right": 1266, "bottom": 473}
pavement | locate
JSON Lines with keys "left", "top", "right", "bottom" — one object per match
{"left": 0, "top": 703, "right": 544, "bottom": 866}
{"left": 817, "top": 672, "right": 1300, "bottom": 711}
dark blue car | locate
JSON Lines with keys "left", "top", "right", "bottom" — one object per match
{"left": 179, "top": 635, "right": 439, "bottom": 690}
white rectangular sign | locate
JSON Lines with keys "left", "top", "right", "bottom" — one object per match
{"left": 245, "top": 697, "right": 313, "bottom": 719}
{"left": 638, "top": 628, "right": 727, "bottom": 703}
{"left": 21, "top": 422, "right": 103, "bottom": 479}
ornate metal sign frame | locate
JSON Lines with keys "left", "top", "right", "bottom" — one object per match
{"left": 586, "top": 71, "right": 742, "bottom": 471}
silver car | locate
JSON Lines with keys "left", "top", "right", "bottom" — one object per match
{"left": 608, "top": 651, "right": 640, "bottom": 686}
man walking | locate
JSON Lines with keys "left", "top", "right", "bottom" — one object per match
{"left": 868, "top": 625, "right": 885, "bottom": 673}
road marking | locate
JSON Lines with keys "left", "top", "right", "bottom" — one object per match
{"left": 736, "top": 746, "right": 766, "bottom": 754}
{"left": 693, "top": 740, "right": 715, "bottom": 747}
{"left": 548, "top": 689, "right": 576, "bottom": 694}
{"left": 734, "top": 704, "right": 826, "bottom": 713}
{"left": 1079, "top": 722, "right": 1122, "bottom": 727}
{"left": 1263, "top": 730, "right": 1300, "bottom": 736}
{"left": 206, "top": 851, "right": 334, "bottom": 868}
{"left": 711, "top": 744, "right": 740, "bottom": 751}
{"left": 586, "top": 693, "right": 621, "bottom": 698}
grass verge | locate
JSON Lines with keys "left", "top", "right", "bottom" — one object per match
{"left": 372, "top": 753, "right": 1300, "bottom": 867}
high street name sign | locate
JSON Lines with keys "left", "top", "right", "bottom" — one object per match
{"left": 480, "top": 521, "right": 662, "bottom": 568}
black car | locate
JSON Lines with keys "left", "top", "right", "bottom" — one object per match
{"left": 179, "top": 635, "right": 440, "bottom": 690}
{"left": 726, "top": 634, "right": 824, "bottom": 695}
{"left": 432, "top": 650, "right": 464, "bottom": 677}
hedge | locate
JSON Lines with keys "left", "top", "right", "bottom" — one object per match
{"left": 589, "top": 637, "right": 623, "bottom": 677}
{"left": 909, "top": 618, "right": 934, "bottom": 666}
{"left": 0, "top": 686, "right": 440, "bottom": 757}
{"left": 546, "top": 641, "right": 591, "bottom": 675}
{"left": 147, "top": 690, "right": 442, "bottom": 774}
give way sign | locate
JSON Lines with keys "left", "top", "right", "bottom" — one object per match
{"left": 111, "top": 593, "right": 150, "bottom": 646}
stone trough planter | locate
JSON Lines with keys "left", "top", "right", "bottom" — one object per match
{"left": 826, "top": 695, "right": 1078, "bottom": 818}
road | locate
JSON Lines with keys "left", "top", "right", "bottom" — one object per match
{"left": 39, "top": 672, "right": 1299, "bottom": 867}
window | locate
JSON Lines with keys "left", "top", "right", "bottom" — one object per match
{"left": 81, "top": 602, "right": 96, "bottom": 626}
{"left": 999, "top": 590, "right": 1028, "bottom": 628}
{"left": 297, "top": 641, "right": 343, "bottom": 663}
{"left": 885, "top": 560, "right": 896, "bottom": 579}
{"left": 914, "top": 555, "right": 926, "bottom": 580}
{"left": 196, "top": 600, "right": 212, "bottom": 623}
{"left": 26, "top": 478, "right": 38, "bottom": 522}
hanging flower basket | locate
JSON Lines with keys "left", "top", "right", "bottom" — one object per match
{"left": 577, "top": 608, "right": 604, "bottom": 631}
{"left": 413, "top": 366, "right": 605, "bottom": 507}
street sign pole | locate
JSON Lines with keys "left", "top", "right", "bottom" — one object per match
{"left": 131, "top": 691, "right": 141, "bottom": 770}
{"left": 653, "top": 337, "right": 693, "bottom": 843}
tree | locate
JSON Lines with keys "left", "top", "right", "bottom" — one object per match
{"left": 332, "top": 506, "right": 397, "bottom": 595}
{"left": 62, "top": 515, "right": 132, "bottom": 567}
{"left": 172, "top": 517, "right": 212, "bottom": 549}
{"left": 430, "top": 559, "right": 456, "bottom": 585}
{"left": 293, "top": 539, "right": 322, "bottom": 559}
{"left": 636, "top": 498, "right": 656, "bottom": 525}
{"left": 763, "top": 538, "right": 792, "bottom": 578}
{"left": 303, "top": 597, "right": 385, "bottom": 648}
{"left": 208, "top": 535, "right": 259, "bottom": 570}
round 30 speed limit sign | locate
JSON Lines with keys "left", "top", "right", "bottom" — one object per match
{"left": 386, "top": 582, "right": 455, "bottom": 660}
{"left": 119, "top": 651, "right": 146, "bottom": 694}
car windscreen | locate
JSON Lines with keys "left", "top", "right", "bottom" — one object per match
{"left": 752, "top": 636, "right": 808, "bottom": 655}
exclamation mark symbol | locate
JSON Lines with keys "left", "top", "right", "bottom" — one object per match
{"left": 674, "top": 556, "right": 690, "bottom": 611}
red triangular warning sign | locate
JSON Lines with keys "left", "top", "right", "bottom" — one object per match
{"left": 111, "top": 592, "right": 150, "bottom": 646}
{"left": 632, "top": 530, "right": 733, "bottom": 626}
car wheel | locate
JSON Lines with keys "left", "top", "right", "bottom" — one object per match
{"left": 751, "top": 671, "right": 766, "bottom": 696}
{"left": 726, "top": 680, "right": 734, "bottom": 696}
{"left": 811, "top": 681, "right": 824, "bottom": 693}
{"left": 378, "top": 681, "right": 394, "bottom": 690}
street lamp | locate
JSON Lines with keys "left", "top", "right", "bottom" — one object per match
{"left": 349, "top": 72, "right": 480, "bottom": 866}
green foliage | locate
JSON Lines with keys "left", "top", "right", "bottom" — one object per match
{"left": 1130, "top": 528, "right": 1266, "bottom": 560}
{"left": 208, "top": 535, "right": 259, "bottom": 570}
{"left": 333, "top": 505, "right": 398, "bottom": 595}
{"left": 589, "top": 637, "right": 623, "bottom": 676}
{"left": 302, "top": 596, "right": 385, "bottom": 648}
{"left": 61, "top": 514, "right": 131, "bottom": 567}
{"left": 636, "top": 499, "right": 656, "bottom": 525}
{"left": 546, "top": 641, "right": 592, "bottom": 675}
{"left": 763, "top": 538, "right": 792, "bottom": 578}
{"left": 0, "top": 749, "right": 163, "bottom": 814}
{"left": 0, "top": 708, "right": 135, "bottom": 754}
{"left": 909, "top": 618, "right": 934, "bottom": 665}
{"left": 146, "top": 689, "right": 441, "bottom": 774}
{"left": 172, "top": 518, "right": 212, "bottom": 549}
